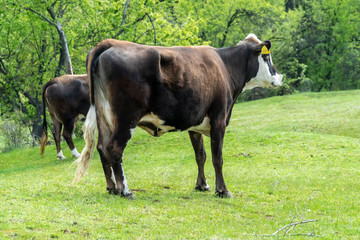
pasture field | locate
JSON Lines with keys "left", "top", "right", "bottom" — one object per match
{"left": 1, "top": 90, "right": 360, "bottom": 239}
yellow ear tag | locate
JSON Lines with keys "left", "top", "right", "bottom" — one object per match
{"left": 261, "top": 45, "right": 270, "bottom": 55}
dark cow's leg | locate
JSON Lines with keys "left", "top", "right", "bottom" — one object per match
{"left": 50, "top": 115, "right": 65, "bottom": 160}
{"left": 96, "top": 122, "right": 116, "bottom": 194}
{"left": 107, "top": 124, "right": 136, "bottom": 199}
{"left": 62, "top": 118, "right": 80, "bottom": 158}
{"left": 210, "top": 118, "right": 233, "bottom": 198}
{"left": 188, "top": 131, "right": 210, "bottom": 191}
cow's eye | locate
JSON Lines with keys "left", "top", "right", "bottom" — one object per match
{"left": 262, "top": 55, "right": 269, "bottom": 61}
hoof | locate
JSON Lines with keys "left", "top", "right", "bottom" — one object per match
{"left": 56, "top": 150, "right": 66, "bottom": 160}
{"left": 71, "top": 148, "right": 81, "bottom": 158}
{"left": 107, "top": 188, "right": 134, "bottom": 199}
{"left": 195, "top": 184, "right": 210, "bottom": 191}
{"left": 107, "top": 188, "right": 117, "bottom": 195}
{"left": 216, "top": 190, "right": 233, "bottom": 198}
{"left": 121, "top": 192, "right": 135, "bottom": 200}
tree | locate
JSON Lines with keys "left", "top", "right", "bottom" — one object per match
{"left": 25, "top": 2, "right": 74, "bottom": 75}
{"left": 292, "top": 0, "right": 360, "bottom": 91}
{"left": 0, "top": 0, "right": 79, "bottom": 142}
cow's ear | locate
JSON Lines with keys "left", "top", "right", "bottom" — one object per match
{"left": 255, "top": 40, "right": 272, "bottom": 54}
{"left": 263, "top": 40, "right": 271, "bottom": 50}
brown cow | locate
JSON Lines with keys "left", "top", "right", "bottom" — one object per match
{"left": 40, "top": 74, "right": 90, "bottom": 159}
{"left": 74, "top": 34, "right": 282, "bottom": 198}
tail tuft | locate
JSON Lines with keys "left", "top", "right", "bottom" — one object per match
{"left": 73, "top": 105, "right": 97, "bottom": 183}
{"left": 40, "top": 131, "right": 48, "bottom": 156}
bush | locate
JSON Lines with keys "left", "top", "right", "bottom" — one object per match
{"left": 0, "top": 117, "right": 32, "bottom": 152}
{"left": 237, "top": 83, "right": 294, "bottom": 102}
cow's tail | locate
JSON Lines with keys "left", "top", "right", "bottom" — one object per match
{"left": 73, "top": 41, "right": 113, "bottom": 183}
{"left": 40, "top": 81, "right": 54, "bottom": 156}
{"left": 72, "top": 105, "right": 97, "bottom": 183}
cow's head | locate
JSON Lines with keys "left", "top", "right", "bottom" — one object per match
{"left": 242, "top": 34, "right": 283, "bottom": 91}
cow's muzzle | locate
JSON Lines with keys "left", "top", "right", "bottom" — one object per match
{"left": 272, "top": 74, "right": 283, "bottom": 87}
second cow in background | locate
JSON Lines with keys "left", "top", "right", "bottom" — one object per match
{"left": 40, "top": 74, "right": 90, "bottom": 159}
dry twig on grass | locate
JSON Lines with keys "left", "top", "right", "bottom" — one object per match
{"left": 265, "top": 219, "right": 319, "bottom": 236}
{"left": 263, "top": 191, "right": 321, "bottom": 237}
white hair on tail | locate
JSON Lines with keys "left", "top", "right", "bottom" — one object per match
{"left": 72, "top": 105, "right": 97, "bottom": 183}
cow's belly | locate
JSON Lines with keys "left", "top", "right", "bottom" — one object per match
{"left": 138, "top": 113, "right": 210, "bottom": 137}
{"left": 187, "top": 117, "right": 210, "bottom": 136}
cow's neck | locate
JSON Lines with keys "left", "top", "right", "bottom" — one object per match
{"left": 216, "top": 44, "right": 250, "bottom": 101}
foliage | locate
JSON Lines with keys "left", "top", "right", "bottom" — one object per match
{"left": 1, "top": 91, "right": 360, "bottom": 238}
{"left": 0, "top": 114, "right": 32, "bottom": 152}
{"left": 0, "top": 0, "right": 359, "bottom": 147}
{"left": 292, "top": 0, "right": 360, "bottom": 91}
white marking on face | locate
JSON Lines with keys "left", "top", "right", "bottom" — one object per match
{"left": 57, "top": 150, "right": 66, "bottom": 160}
{"left": 187, "top": 117, "right": 210, "bottom": 136}
{"left": 71, "top": 148, "right": 81, "bottom": 158}
{"left": 121, "top": 163, "right": 131, "bottom": 195}
{"left": 243, "top": 55, "right": 282, "bottom": 92}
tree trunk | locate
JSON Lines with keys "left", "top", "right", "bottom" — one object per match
{"left": 285, "top": 0, "right": 295, "bottom": 12}
{"left": 55, "top": 21, "right": 73, "bottom": 75}
{"left": 47, "top": 7, "right": 73, "bottom": 75}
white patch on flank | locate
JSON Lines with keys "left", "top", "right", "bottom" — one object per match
{"left": 139, "top": 113, "right": 211, "bottom": 137}
{"left": 126, "top": 128, "right": 136, "bottom": 145}
{"left": 187, "top": 117, "right": 211, "bottom": 137}
{"left": 139, "top": 113, "right": 175, "bottom": 136}
{"left": 243, "top": 55, "right": 283, "bottom": 92}
{"left": 57, "top": 150, "right": 66, "bottom": 160}
{"left": 71, "top": 148, "right": 81, "bottom": 158}
{"left": 121, "top": 163, "right": 131, "bottom": 195}
{"left": 74, "top": 114, "right": 86, "bottom": 123}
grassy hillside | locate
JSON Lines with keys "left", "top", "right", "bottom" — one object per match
{"left": 1, "top": 90, "right": 359, "bottom": 239}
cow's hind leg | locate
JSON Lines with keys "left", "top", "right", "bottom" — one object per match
{"left": 96, "top": 120, "right": 116, "bottom": 195}
{"left": 50, "top": 115, "right": 65, "bottom": 160}
{"left": 189, "top": 131, "right": 210, "bottom": 191}
{"left": 210, "top": 118, "right": 232, "bottom": 198}
{"left": 62, "top": 117, "right": 80, "bottom": 158}
{"left": 107, "top": 123, "right": 136, "bottom": 199}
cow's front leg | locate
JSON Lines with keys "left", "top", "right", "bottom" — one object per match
{"left": 107, "top": 127, "right": 135, "bottom": 199}
{"left": 210, "top": 119, "right": 232, "bottom": 198}
{"left": 189, "top": 131, "right": 210, "bottom": 191}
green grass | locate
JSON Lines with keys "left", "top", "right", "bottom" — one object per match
{"left": 1, "top": 90, "right": 360, "bottom": 239}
